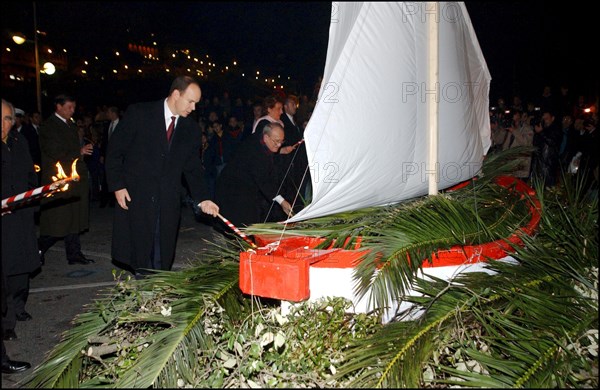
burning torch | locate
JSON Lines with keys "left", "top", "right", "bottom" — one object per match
{"left": 2, "top": 159, "right": 80, "bottom": 211}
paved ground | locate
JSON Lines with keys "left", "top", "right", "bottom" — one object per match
{"left": 2, "top": 202, "right": 220, "bottom": 388}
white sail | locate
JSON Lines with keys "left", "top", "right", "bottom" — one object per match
{"left": 289, "top": 2, "right": 491, "bottom": 222}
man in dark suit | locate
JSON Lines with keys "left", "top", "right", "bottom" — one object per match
{"left": 105, "top": 76, "right": 219, "bottom": 277}
{"left": 99, "top": 106, "right": 120, "bottom": 208}
{"left": 13, "top": 109, "right": 41, "bottom": 179}
{"left": 2, "top": 99, "right": 41, "bottom": 343}
{"left": 38, "top": 94, "right": 95, "bottom": 265}
{"left": 215, "top": 122, "right": 293, "bottom": 227}
{"left": 279, "top": 95, "right": 310, "bottom": 212}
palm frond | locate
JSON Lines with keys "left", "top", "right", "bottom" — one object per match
{"left": 334, "top": 168, "right": 598, "bottom": 388}
{"left": 22, "top": 239, "right": 248, "bottom": 388}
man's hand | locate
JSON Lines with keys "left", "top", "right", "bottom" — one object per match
{"left": 280, "top": 200, "right": 294, "bottom": 217}
{"left": 199, "top": 200, "right": 219, "bottom": 217}
{"left": 279, "top": 145, "right": 297, "bottom": 155}
{"left": 115, "top": 188, "right": 131, "bottom": 210}
{"left": 81, "top": 143, "right": 93, "bottom": 156}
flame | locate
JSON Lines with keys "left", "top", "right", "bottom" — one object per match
{"left": 70, "top": 159, "right": 80, "bottom": 181}
{"left": 50, "top": 159, "right": 80, "bottom": 192}
{"left": 52, "top": 162, "right": 68, "bottom": 181}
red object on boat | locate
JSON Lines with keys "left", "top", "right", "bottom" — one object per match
{"left": 239, "top": 176, "right": 541, "bottom": 301}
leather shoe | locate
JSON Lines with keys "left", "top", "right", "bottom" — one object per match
{"left": 16, "top": 311, "right": 32, "bottom": 321}
{"left": 3, "top": 329, "right": 17, "bottom": 341}
{"left": 2, "top": 359, "right": 31, "bottom": 374}
{"left": 68, "top": 254, "right": 95, "bottom": 265}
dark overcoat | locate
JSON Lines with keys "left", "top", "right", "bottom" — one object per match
{"left": 279, "top": 113, "right": 309, "bottom": 206}
{"left": 2, "top": 131, "right": 41, "bottom": 276}
{"left": 105, "top": 100, "right": 208, "bottom": 271}
{"left": 38, "top": 114, "right": 90, "bottom": 237}
{"left": 215, "top": 132, "right": 283, "bottom": 227}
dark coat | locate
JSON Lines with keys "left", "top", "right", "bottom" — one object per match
{"left": 215, "top": 132, "right": 284, "bottom": 227}
{"left": 2, "top": 131, "right": 41, "bottom": 276}
{"left": 532, "top": 119, "right": 562, "bottom": 186}
{"left": 105, "top": 100, "right": 209, "bottom": 271}
{"left": 19, "top": 123, "right": 41, "bottom": 167}
{"left": 279, "top": 113, "right": 309, "bottom": 207}
{"left": 38, "top": 114, "right": 90, "bottom": 237}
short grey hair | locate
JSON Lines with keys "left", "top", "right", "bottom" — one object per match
{"left": 1, "top": 99, "right": 16, "bottom": 126}
{"left": 262, "top": 122, "right": 284, "bottom": 136}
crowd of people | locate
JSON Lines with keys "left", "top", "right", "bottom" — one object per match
{"left": 2, "top": 78, "right": 598, "bottom": 375}
{"left": 488, "top": 85, "right": 598, "bottom": 191}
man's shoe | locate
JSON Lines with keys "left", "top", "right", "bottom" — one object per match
{"left": 3, "top": 329, "right": 17, "bottom": 341}
{"left": 2, "top": 359, "right": 31, "bottom": 374}
{"left": 68, "top": 253, "right": 95, "bottom": 265}
{"left": 16, "top": 311, "right": 32, "bottom": 321}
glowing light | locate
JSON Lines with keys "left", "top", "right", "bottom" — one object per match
{"left": 42, "top": 62, "right": 55, "bottom": 75}
{"left": 12, "top": 34, "right": 26, "bottom": 45}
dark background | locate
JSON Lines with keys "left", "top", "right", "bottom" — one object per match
{"left": 1, "top": 1, "right": 598, "bottom": 113}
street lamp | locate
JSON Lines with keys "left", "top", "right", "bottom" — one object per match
{"left": 11, "top": 2, "right": 46, "bottom": 115}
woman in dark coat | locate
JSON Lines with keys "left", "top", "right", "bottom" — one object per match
{"left": 2, "top": 99, "right": 41, "bottom": 339}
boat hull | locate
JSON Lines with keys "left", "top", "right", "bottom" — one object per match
{"left": 239, "top": 176, "right": 540, "bottom": 320}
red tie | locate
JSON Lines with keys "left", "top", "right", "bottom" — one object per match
{"left": 166, "top": 116, "right": 176, "bottom": 142}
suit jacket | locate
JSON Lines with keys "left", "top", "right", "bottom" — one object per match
{"left": 38, "top": 114, "right": 90, "bottom": 237}
{"left": 215, "top": 132, "right": 283, "bottom": 227}
{"left": 19, "top": 123, "right": 41, "bottom": 167}
{"left": 279, "top": 113, "right": 309, "bottom": 207}
{"left": 105, "top": 100, "right": 209, "bottom": 271}
{"left": 2, "top": 131, "right": 42, "bottom": 275}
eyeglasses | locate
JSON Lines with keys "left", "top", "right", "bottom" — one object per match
{"left": 268, "top": 134, "right": 285, "bottom": 146}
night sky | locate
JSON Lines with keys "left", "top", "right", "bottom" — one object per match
{"left": 2, "top": 1, "right": 597, "bottom": 104}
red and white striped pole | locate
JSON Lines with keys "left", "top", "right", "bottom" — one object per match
{"left": 217, "top": 213, "right": 258, "bottom": 249}
{"left": 2, "top": 178, "right": 74, "bottom": 210}
{"left": 2, "top": 160, "right": 79, "bottom": 211}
